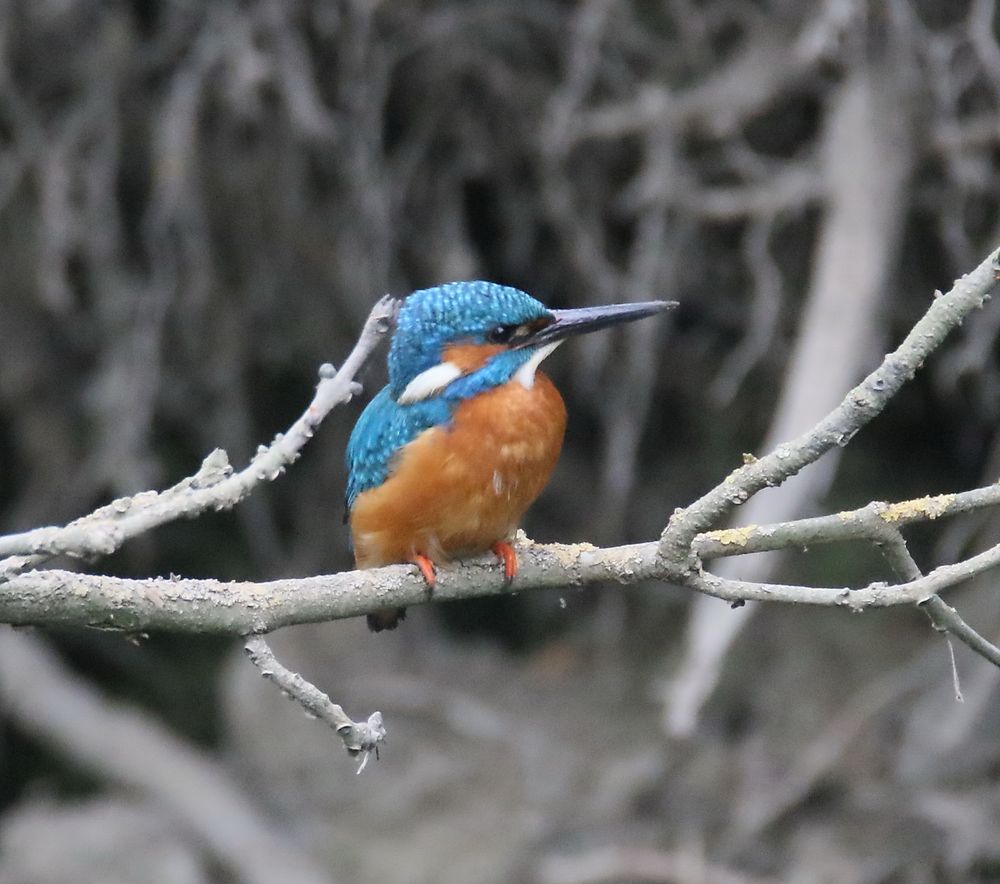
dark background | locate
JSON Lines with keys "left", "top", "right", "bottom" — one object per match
{"left": 1, "top": 1, "right": 999, "bottom": 882}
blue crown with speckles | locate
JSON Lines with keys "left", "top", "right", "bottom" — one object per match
{"left": 387, "top": 281, "right": 550, "bottom": 397}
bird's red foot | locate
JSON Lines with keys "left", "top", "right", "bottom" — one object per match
{"left": 491, "top": 541, "right": 518, "bottom": 585}
{"left": 410, "top": 553, "right": 437, "bottom": 589}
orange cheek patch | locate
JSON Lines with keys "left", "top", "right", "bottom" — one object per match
{"left": 443, "top": 343, "right": 506, "bottom": 373}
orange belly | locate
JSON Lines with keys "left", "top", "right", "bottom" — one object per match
{"left": 350, "top": 373, "right": 567, "bottom": 567}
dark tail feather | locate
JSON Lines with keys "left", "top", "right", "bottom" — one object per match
{"left": 367, "top": 607, "right": 407, "bottom": 632}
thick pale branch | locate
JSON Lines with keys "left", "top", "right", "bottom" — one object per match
{"left": 0, "top": 296, "right": 399, "bottom": 570}
{"left": 0, "top": 540, "right": 658, "bottom": 633}
{"left": 3, "top": 524, "right": 1000, "bottom": 635}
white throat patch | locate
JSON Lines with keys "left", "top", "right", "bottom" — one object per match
{"left": 514, "top": 342, "right": 561, "bottom": 389}
{"left": 397, "top": 362, "right": 463, "bottom": 404}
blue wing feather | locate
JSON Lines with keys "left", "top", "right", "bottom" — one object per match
{"left": 345, "top": 385, "right": 452, "bottom": 513}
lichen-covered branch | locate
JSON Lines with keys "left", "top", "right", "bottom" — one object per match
{"left": 692, "top": 484, "right": 1000, "bottom": 560}
{"left": 660, "top": 245, "right": 1000, "bottom": 567}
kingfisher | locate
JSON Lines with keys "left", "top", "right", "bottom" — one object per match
{"left": 346, "top": 281, "right": 674, "bottom": 631}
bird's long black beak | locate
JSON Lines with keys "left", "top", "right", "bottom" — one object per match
{"left": 515, "top": 300, "right": 677, "bottom": 348}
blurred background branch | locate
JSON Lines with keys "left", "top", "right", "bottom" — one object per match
{"left": 3, "top": 1, "right": 1000, "bottom": 882}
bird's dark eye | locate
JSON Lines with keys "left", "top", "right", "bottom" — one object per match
{"left": 487, "top": 325, "right": 517, "bottom": 344}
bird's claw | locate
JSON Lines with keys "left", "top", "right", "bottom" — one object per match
{"left": 491, "top": 541, "right": 518, "bottom": 585}
{"left": 411, "top": 553, "right": 437, "bottom": 590}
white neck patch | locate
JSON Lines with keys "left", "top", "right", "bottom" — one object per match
{"left": 397, "top": 362, "right": 463, "bottom": 404}
{"left": 514, "top": 342, "right": 561, "bottom": 389}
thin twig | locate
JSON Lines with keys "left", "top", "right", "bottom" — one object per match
{"left": 0, "top": 296, "right": 399, "bottom": 569}
{"left": 244, "top": 636, "right": 385, "bottom": 773}
{"left": 920, "top": 595, "right": 1000, "bottom": 669}
{"left": 823, "top": 508, "right": 1000, "bottom": 669}
{"left": 865, "top": 522, "right": 965, "bottom": 696}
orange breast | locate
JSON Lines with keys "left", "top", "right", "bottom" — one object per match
{"left": 350, "top": 373, "right": 567, "bottom": 567}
